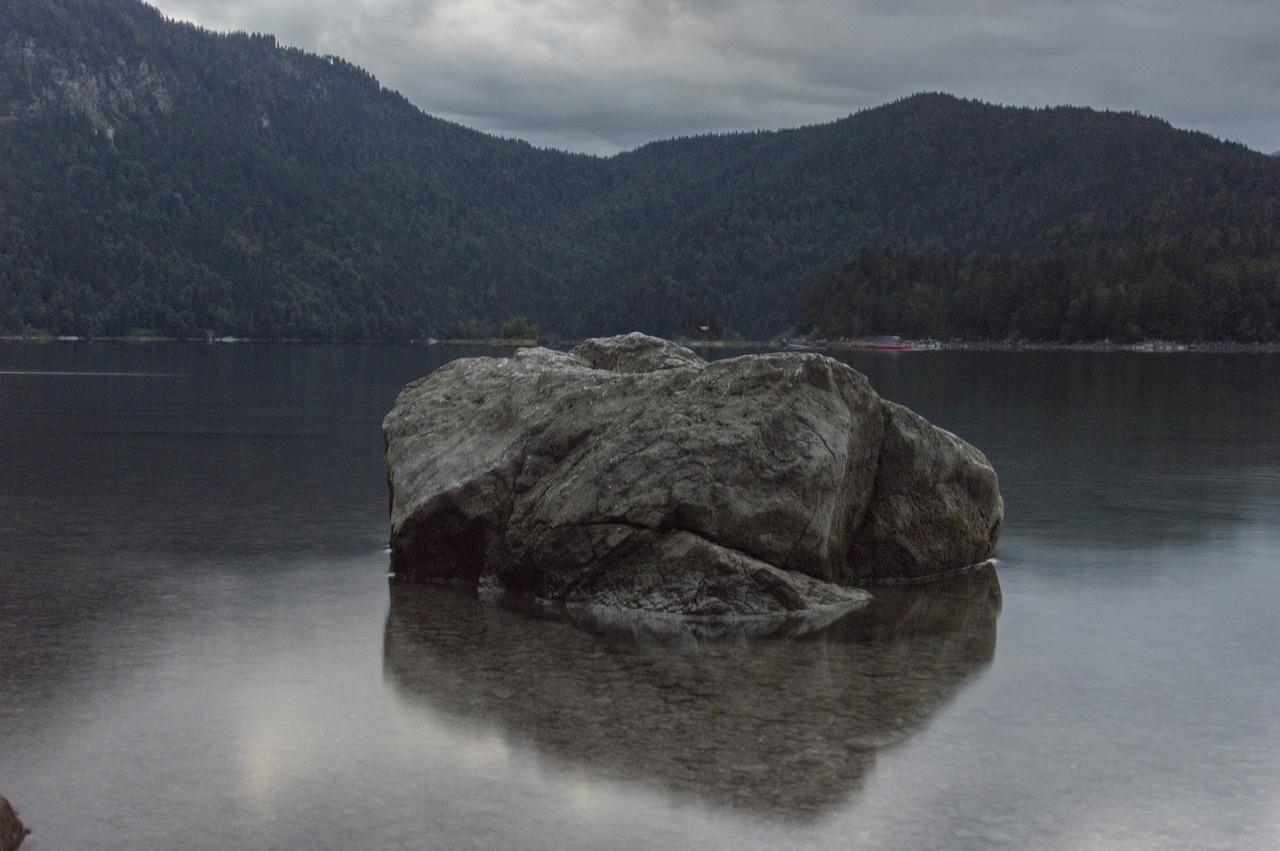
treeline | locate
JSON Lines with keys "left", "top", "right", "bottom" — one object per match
{"left": 805, "top": 231, "right": 1280, "bottom": 342}
{"left": 2, "top": 0, "right": 1279, "bottom": 342}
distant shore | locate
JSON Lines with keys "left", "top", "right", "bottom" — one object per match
{"left": 2, "top": 334, "right": 1277, "bottom": 354}
{"left": 824, "top": 339, "right": 1280, "bottom": 354}
{"left": 702, "top": 338, "right": 1280, "bottom": 354}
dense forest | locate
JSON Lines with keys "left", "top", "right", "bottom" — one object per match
{"left": 805, "top": 234, "right": 1280, "bottom": 343}
{"left": 3, "top": 0, "right": 1278, "bottom": 341}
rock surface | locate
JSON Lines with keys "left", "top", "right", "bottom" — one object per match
{"left": 383, "top": 334, "right": 1002, "bottom": 615}
{"left": 1, "top": 797, "right": 29, "bottom": 851}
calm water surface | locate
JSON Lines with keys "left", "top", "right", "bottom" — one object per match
{"left": 1, "top": 342, "right": 1278, "bottom": 849}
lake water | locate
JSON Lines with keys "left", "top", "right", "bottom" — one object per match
{"left": 2, "top": 341, "right": 1278, "bottom": 850}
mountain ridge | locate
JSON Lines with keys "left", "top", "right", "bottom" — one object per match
{"left": 2, "top": 0, "right": 1277, "bottom": 341}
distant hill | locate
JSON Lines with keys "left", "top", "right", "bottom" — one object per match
{"left": 3, "top": 0, "right": 1278, "bottom": 341}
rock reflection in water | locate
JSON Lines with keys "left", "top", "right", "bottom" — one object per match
{"left": 383, "top": 564, "right": 1000, "bottom": 822}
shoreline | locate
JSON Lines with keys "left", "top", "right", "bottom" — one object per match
{"left": 873, "top": 339, "right": 1280, "bottom": 354}
{"left": 2, "top": 334, "right": 1277, "bottom": 354}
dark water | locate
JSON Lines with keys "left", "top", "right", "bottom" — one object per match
{"left": 2, "top": 342, "right": 1278, "bottom": 849}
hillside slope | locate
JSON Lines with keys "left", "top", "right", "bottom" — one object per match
{"left": 2, "top": 0, "right": 1277, "bottom": 340}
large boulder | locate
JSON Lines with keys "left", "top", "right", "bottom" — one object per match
{"left": 383, "top": 334, "right": 1002, "bottom": 615}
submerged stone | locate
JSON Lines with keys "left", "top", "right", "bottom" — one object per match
{"left": 383, "top": 333, "right": 1002, "bottom": 617}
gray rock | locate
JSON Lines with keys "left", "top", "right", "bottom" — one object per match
{"left": 1, "top": 797, "right": 30, "bottom": 851}
{"left": 383, "top": 333, "right": 1002, "bottom": 615}
{"left": 847, "top": 401, "right": 1006, "bottom": 584}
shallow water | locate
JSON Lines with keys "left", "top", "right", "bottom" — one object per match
{"left": 2, "top": 342, "right": 1278, "bottom": 849}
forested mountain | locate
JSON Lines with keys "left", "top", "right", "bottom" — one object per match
{"left": 3, "top": 0, "right": 1278, "bottom": 341}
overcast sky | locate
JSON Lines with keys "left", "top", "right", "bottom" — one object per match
{"left": 148, "top": 0, "right": 1278, "bottom": 155}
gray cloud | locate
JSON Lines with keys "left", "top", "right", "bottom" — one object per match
{"left": 151, "top": 0, "right": 1280, "bottom": 154}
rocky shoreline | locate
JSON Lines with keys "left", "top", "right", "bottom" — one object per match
{"left": 1, "top": 797, "right": 29, "bottom": 851}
